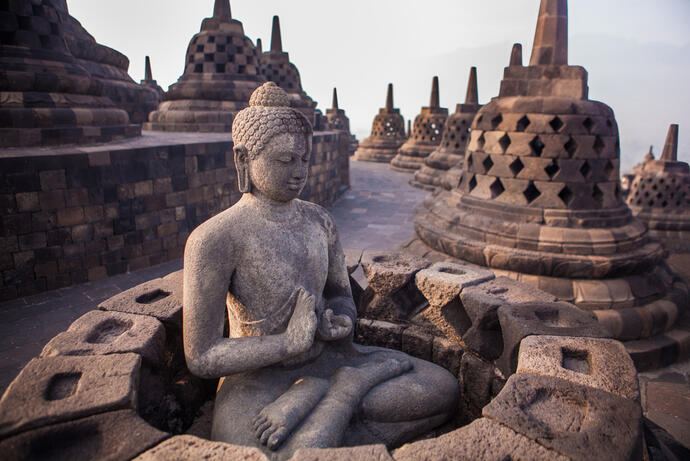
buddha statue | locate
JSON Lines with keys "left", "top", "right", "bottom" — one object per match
{"left": 183, "top": 82, "right": 458, "bottom": 459}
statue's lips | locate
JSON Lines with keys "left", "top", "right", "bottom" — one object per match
{"left": 287, "top": 181, "right": 305, "bottom": 191}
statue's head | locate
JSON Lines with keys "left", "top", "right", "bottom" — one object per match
{"left": 232, "top": 82, "right": 313, "bottom": 202}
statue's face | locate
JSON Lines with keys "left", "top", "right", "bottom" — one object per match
{"left": 248, "top": 132, "right": 312, "bottom": 202}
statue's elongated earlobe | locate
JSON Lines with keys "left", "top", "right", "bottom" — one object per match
{"left": 234, "top": 145, "right": 251, "bottom": 193}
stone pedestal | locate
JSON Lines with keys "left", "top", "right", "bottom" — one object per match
{"left": 354, "top": 84, "right": 407, "bottom": 163}
{"left": 391, "top": 76, "right": 448, "bottom": 173}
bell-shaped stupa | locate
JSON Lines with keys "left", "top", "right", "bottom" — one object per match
{"left": 412, "top": 67, "right": 481, "bottom": 190}
{"left": 353, "top": 84, "right": 407, "bottom": 163}
{"left": 53, "top": 1, "right": 160, "bottom": 124}
{"left": 259, "top": 16, "right": 318, "bottom": 125}
{"left": 144, "top": 0, "right": 264, "bottom": 132}
{"left": 326, "top": 88, "right": 358, "bottom": 151}
{"left": 626, "top": 125, "right": 690, "bottom": 252}
{"left": 391, "top": 76, "right": 448, "bottom": 172}
{"left": 413, "top": 0, "right": 688, "bottom": 369}
{"left": 0, "top": 0, "right": 138, "bottom": 147}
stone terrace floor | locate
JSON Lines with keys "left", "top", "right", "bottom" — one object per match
{"left": 1, "top": 159, "right": 688, "bottom": 455}
{"left": 0, "top": 160, "right": 428, "bottom": 394}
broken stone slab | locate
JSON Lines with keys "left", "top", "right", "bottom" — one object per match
{"left": 0, "top": 353, "right": 140, "bottom": 438}
{"left": 41, "top": 310, "right": 167, "bottom": 366}
{"left": 361, "top": 251, "right": 430, "bottom": 298}
{"left": 496, "top": 301, "right": 611, "bottom": 376}
{"left": 99, "top": 275, "right": 183, "bottom": 328}
{"left": 517, "top": 335, "right": 639, "bottom": 401}
{"left": 458, "top": 352, "right": 504, "bottom": 424}
{"left": 415, "top": 262, "right": 495, "bottom": 309}
{"left": 0, "top": 410, "right": 169, "bottom": 461}
{"left": 431, "top": 336, "right": 464, "bottom": 377}
{"left": 392, "top": 417, "right": 568, "bottom": 461}
{"left": 344, "top": 248, "right": 364, "bottom": 275}
{"left": 483, "top": 373, "right": 643, "bottom": 461}
{"left": 354, "top": 319, "right": 405, "bottom": 351}
{"left": 401, "top": 326, "right": 434, "bottom": 361}
{"left": 134, "top": 435, "right": 269, "bottom": 461}
{"left": 290, "top": 444, "right": 393, "bottom": 461}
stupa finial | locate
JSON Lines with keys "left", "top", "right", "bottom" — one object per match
{"left": 661, "top": 124, "right": 679, "bottom": 162}
{"left": 332, "top": 88, "right": 339, "bottom": 110}
{"left": 271, "top": 15, "right": 283, "bottom": 53}
{"left": 465, "top": 67, "right": 478, "bottom": 105}
{"left": 256, "top": 38, "right": 263, "bottom": 55}
{"left": 510, "top": 43, "right": 523, "bottom": 66}
{"left": 430, "top": 76, "right": 440, "bottom": 109}
{"left": 529, "top": 0, "right": 568, "bottom": 66}
{"left": 385, "top": 83, "right": 394, "bottom": 111}
{"left": 144, "top": 56, "right": 153, "bottom": 82}
{"left": 213, "top": 0, "right": 231, "bottom": 21}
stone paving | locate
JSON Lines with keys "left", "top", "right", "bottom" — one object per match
{"left": 0, "top": 160, "right": 429, "bottom": 394}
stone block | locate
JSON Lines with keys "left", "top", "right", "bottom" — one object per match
{"left": 415, "top": 262, "right": 494, "bottom": 309}
{"left": 16, "top": 192, "right": 39, "bottom": 212}
{"left": 393, "top": 417, "right": 568, "bottom": 461}
{"left": 516, "top": 335, "right": 639, "bottom": 401}
{"left": 496, "top": 301, "right": 610, "bottom": 376}
{"left": 483, "top": 373, "right": 643, "bottom": 461}
{"left": 354, "top": 319, "right": 405, "bottom": 351}
{"left": 41, "top": 310, "right": 167, "bottom": 366}
{"left": 57, "top": 207, "right": 84, "bottom": 227}
{"left": 361, "top": 251, "right": 429, "bottom": 297}
{"left": 343, "top": 248, "right": 363, "bottom": 275}
{"left": 0, "top": 410, "right": 168, "bottom": 461}
{"left": 134, "top": 435, "right": 268, "bottom": 461}
{"left": 100, "top": 275, "right": 183, "bottom": 327}
{"left": 0, "top": 353, "right": 141, "bottom": 438}
{"left": 401, "top": 326, "right": 433, "bottom": 361}
{"left": 39, "top": 169, "right": 66, "bottom": 190}
{"left": 431, "top": 336, "right": 464, "bottom": 376}
{"left": 458, "top": 352, "right": 498, "bottom": 422}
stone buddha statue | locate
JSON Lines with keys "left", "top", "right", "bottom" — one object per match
{"left": 183, "top": 82, "right": 458, "bottom": 458}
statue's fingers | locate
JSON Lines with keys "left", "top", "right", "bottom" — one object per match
{"left": 268, "top": 427, "right": 288, "bottom": 450}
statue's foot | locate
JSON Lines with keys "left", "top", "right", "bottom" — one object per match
{"left": 252, "top": 376, "right": 329, "bottom": 451}
{"left": 333, "top": 358, "right": 413, "bottom": 402}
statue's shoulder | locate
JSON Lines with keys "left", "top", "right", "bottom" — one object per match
{"left": 186, "top": 206, "right": 243, "bottom": 251}
{"left": 296, "top": 199, "right": 338, "bottom": 236}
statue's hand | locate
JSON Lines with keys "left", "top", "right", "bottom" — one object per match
{"left": 317, "top": 309, "right": 353, "bottom": 341}
{"left": 284, "top": 287, "right": 317, "bottom": 356}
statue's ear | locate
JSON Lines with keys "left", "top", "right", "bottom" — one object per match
{"left": 234, "top": 144, "right": 251, "bottom": 193}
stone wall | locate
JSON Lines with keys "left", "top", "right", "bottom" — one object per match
{"left": 0, "top": 131, "right": 351, "bottom": 301}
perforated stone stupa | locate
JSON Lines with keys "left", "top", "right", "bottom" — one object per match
{"left": 391, "top": 76, "right": 448, "bottom": 172}
{"left": 0, "top": 0, "right": 139, "bottom": 147}
{"left": 140, "top": 56, "right": 164, "bottom": 99}
{"left": 626, "top": 125, "right": 690, "bottom": 252}
{"left": 54, "top": 1, "right": 161, "bottom": 124}
{"left": 353, "top": 84, "right": 407, "bottom": 163}
{"left": 326, "top": 88, "right": 358, "bottom": 150}
{"left": 413, "top": 0, "right": 689, "bottom": 369}
{"left": 412, "top": 67, "right": 481, "bottom": 191}
{"left": 259, "top": 15, "right": 318, "bottom": 124}
{"left": 144, "top": 0, "right": 264, "bottom": 132}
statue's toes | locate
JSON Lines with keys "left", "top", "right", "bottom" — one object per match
{"left": 267, "top": 427, "right": 288, "bottom": 451}
{"left": 253, "top": 414, "right": 266, "bottom": 430}
{"left": 260, "top": 425, "right": 277, "bottom": 445}
{"left": 255, "top": 420, "right": 271, "bottom": 438}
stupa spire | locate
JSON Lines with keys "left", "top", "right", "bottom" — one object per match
{"left": 661, "top": 124, "right": 679, "bottom": 162}
{"left": 271, "top": 15, "right": 282, "bottom": 53}
{"left": 144, "top": 56, "right": 153, "bottom": 82}
{"left": 529, "top": 0, "right": 568, "bottom": 66}
{"left": 385, "top": 83, "right": 394, "bottom": 111}
{"left": 332, "top": 88, "right": 339, "bottom": 110}
{"left": 465, "top": 67, "right": 478, "bottom": 105}
{"left": 430, "top": 76, "right": 440, "bottom": 109}
{"left": 510, "top": 43, "right": 523, "bottom": 66}
{"left": 213, "top": 0, "right": 231, "bottom": 21}
{"left": 256, "top": 38, "right": 263, "bottom": 55}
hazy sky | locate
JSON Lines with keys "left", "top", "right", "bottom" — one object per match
{"left": 68, "top": 0, "right": 690, "bottom": 170}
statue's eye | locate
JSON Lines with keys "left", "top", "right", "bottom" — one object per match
{"left": 276, "top": 155, "right": 292, "bottom": 163}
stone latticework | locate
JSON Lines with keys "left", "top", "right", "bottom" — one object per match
{"left": 53, "top": 1, "right": 161, "bottom": 124}
{"left": 353, "top": 84, "right": 407, "bottom": 163}
{"left": 259, "top": 16, "right": 318, "bottom": 125}
{"left": 0, "top": 0, "right": 140, "bottom": 147}
{"left": 412, "top": 67, "right": 481, "bottom": 191}
{"left": 391, "top": 76, "right": 448, "bottom": 172}
{"left": 626, "top": 125, "right": 690, "bottom": 252}
{"left": 413, "top": 0, "right": 689, "bottom": 367}
{"left": 144, "top": 0, "right": 264, "bottom": 132}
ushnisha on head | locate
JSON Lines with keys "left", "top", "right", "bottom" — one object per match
{"left": 232, "top": 82, "right": 313, "bottom": 201}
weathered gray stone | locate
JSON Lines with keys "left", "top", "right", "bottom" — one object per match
{"left": 99, "top": 276, "right": 183, "bottom": 328}
{"left": 517, "top": 335, "right": 639, "bottom": 401}
{"left": 344, "top": 249, "right": 363, "bottom": 275}
{"left": 415, "top": 262, "right": 495, "bottom": 308}
{"left": 483, "top": 373, "right": 643, "bottom": 461}
{"left": 497, "top": 301, "right": 611, "bottom": 375}
{"left": 0, "top": 353, "right": 140, "bottom": 438}
{"left": 431, "top": 336, "right": 464, "bottom": 377}
{"left": 0, "top": 410, "right": 169, "bottom": 461}
{"left": 458, "top": 352, "right": 502, "bottom": 423}
{"left": 393, "top": 417, "right": 568, "bottom": 461}
{"left": 41, "top": 310, "right": 166, "bottom": 366}
{"left": 361, "top": 251, "right": 430, "bottom": 297}
{"left": 290, "top": 445, "right": 393, "bottom": 461}
{"left": 134, "top": 435, "right": 269, "bottom": 461}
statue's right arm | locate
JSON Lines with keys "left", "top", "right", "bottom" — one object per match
{"left": 182, "top": 228, "right": 298, "bottom": 379}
